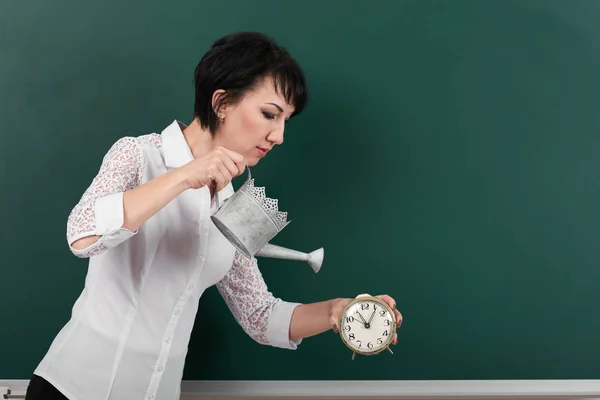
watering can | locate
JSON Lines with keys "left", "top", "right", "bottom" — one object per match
{"left": 210, "top": 167, "right": 324, "bottom": 273}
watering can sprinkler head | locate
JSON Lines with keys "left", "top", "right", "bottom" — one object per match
{"left": 210, "top": 167, "right": 324, "bottom": 273}
{"left": 256, "top": 243, "right": 324, "bottom": 273}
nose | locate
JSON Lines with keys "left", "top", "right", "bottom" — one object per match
{"left": 267, "top": 121, "right": 285, "bottom": 145}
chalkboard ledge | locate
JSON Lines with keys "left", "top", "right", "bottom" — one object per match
{"left": 181, "top": 380, "right": 600, "bottom": 398}
{"left": 2, "top": 379, "right": 600, "bottom": 398}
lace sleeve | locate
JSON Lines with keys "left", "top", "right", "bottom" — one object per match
{"left": 216, "top": 251, "right": 302, "bottom": 349}
{"left": 66, "top": 136, "right": 144, "bottom": 258}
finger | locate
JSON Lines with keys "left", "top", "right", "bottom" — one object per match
{"left": 377, "top": 294, "right": 396, "bottom": 309}
{"left": 392, "top": 333, "right": 398, "bottom": 345}
{"left": 395, "top": 310, "right": 403, "bottom": 327}
{"left": 220, "top": 155, "right": 241, "bottom": 178}
{"left": 206, "top": 166, "right": 216, "bottom": 184}
{"left": 213, "top": 168, "right": 230, "bottom": 191}
{"left": 330, "top": 313, "right": 340, "bottom": 333}
{"left": 235, "top": 160, "right": 247, "bottom": 177}
{"left": 220, "top": 147, "right": 245, "bottom": 163}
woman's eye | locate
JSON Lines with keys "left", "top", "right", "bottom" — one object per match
{"left": 263, "top": 112, "right": 276, "bottom": 120}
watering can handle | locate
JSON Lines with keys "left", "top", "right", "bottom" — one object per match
{"left": 214, "top": 164, "right": 250, "bottom": 210}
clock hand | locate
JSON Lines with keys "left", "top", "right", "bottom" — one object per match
{"left": 355, "top": 311, "right": 371, "bottom": 328}
{"left": 368, "top": 310, "right": 375, "bottom": 324}
{"left": 355, "top": 311, "right": 368, "bottom": 325}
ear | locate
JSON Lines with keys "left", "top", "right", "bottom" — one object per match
{"left": 211, "top": 89, "right": 229, "bottom": 118}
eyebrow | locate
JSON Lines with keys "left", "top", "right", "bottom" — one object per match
{"left": 266, "top": 102, "right": 284, "bottom": 112}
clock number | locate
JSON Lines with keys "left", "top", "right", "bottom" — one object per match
{"left": 367, "top": 342, "right": 374, "bottom": 349}
{"left": 356, "top": 339, "right": 362, "bottom": 348}
{"left": 379, "top": 310, "right": 386, "bottom": 317}
{"left": 383, "top": 330, "right": 389, "bottom": 336}
{"left": 344, "top": 325, "right": 351, "bottom": 332}
{"left": 361, "top": 303, "right": 369, "bottom": 310}
{"left": 384, "top": 319, "right": 391, "bottom": 326}
{"left": 377, "top": 338, "right": 383, "bottom": 345}
{"left": 345, "top": 316, "right": 354, "bottom": 323}
{"left": 348, "top": 333, "right": 355, "bottom": 340}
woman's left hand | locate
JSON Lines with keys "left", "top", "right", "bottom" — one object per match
{"left": 329, "top": 294, "right": 403, "bottom": 345}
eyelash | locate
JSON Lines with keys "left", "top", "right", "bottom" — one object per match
{"left": 263, "top": 112, "right": 276, "bottom": 120}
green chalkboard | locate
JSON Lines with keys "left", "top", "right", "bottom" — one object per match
{"left": 2, "top": 0, "right": 600, "bottom": 381}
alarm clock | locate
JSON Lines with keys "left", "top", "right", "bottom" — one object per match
{"left": 338, "top": 293, "right": 397, "bottom": 360}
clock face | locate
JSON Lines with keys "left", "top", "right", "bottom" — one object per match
{"left": 340, "top": 298, "right": 395, "bottom": 354}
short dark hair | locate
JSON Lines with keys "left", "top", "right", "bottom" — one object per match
{"left": 193, "top": 31, "right": 308, "bottom": 134}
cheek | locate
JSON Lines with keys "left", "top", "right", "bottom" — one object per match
{"left": 237, "top": 111, "right": 255, "bottom": 131}
{"left": 237, "top": 111, "right": 270, "bottom": 141}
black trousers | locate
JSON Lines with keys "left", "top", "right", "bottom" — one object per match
{"left": 25, "top": 375, "right": 69, "bottom": 400}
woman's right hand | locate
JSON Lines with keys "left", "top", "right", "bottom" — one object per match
{"left": 179, "top": 146, "right": 246, "bottom": 191}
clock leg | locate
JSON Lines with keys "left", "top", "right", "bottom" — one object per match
{"left": 386, "top": 346, "right": 394, "bottom": 355}
{"left": 351, "top": 352, "right": 356, "bottom": 360}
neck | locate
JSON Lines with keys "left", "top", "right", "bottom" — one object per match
{"left": 182, "top": 118, "right": 220, "bottom": 159}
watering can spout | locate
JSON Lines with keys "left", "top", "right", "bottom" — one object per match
{"left": 255, "top": 243, "right": 324, "bottom": 273}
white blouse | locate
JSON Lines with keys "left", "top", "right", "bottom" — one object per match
{"left": 33, "top": 120, "right": 302, "bottom": 400}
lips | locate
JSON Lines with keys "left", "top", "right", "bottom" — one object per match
{"left": 256, "top": 146, "right": 270, "bottom": 157}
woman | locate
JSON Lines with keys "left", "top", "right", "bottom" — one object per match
{"left": 26, "top": 31, "right": 403, "bottom": 400}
